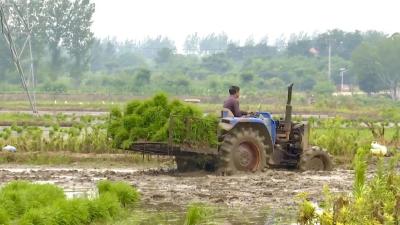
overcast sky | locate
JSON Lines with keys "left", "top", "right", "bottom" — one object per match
{"left": 92, "top": 0, "right": 399, "bottom": 49}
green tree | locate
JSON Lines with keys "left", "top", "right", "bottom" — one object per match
{"left": 375, "top": 36, "right": 400, "bottom": 99}
{"left": 287, "top": 32, "right": 313, "bottom": 57}
{"left": 352, "top": 43, "right": 384, "bottom": 94}
{"left": 353, "top": 36, "right": 400, "bottom": 99}
{"left": 199, "top": 33, "right": 229, "bottom": 55}
{"left": 63, "top": 0, "right": 95, "bottom": 83}
{"left": 201, "top": 53, "right": 232, "bottom": 74}
{"left": 0, "top": 39, "right": 12, "bottom": 79}
{"left": 139, "top": 36, "right": 175, "bottom": 59}
{"left": 134, "top": 68, "right": 151, "bottom": 86}
{"left": 315, "top": 29, "right": 363, "bottom": 59}
{"left": 184, "top": 33, "right": 200, "bottom": 54}
{"left": 298, "top": 77, "right": 316, "bottom": 91}
{"left": 240, "top": 72, "right": 254, "bottom": 83}
{"left": 90, "top": 39, "right": 116, "bottom": 72}
{"left": 155, "top": 48, "right": 174, "bottom": 64}
{"left": 42, "top": 0, "right": 72, "bottom": 75}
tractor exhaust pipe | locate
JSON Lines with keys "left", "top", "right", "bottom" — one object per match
{"left": 285, "top": 83, "right": 294, "bottom": 123}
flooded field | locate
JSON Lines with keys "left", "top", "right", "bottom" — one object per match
{"left": 0, "top": 165, "right": 358, "bottom": 224}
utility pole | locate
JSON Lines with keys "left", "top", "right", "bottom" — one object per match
{"left": 328, "top": 40, "right": 331, "bottom": 81}
{"left": 340, "top": 68, "right": 347, "bottom": 92}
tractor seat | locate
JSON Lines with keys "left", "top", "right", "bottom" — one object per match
{"left": 221, "top": 108, "right": 234, "bottom": 118}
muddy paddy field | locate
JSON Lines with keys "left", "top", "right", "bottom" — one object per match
{"left": 0, "top": 98, "right": 395, "bottom": 224}
{"left": 0, "top": 163, "right": 357, "bottom": 224}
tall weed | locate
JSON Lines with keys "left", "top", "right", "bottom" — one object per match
{"left": 296, "top": 151, "right": 400, "bottom": 224}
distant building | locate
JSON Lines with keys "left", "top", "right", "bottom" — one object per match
{"left": 309, "top": 47, "right": 319, "bottom": 56}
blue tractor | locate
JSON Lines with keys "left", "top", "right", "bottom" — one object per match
{"left": 128, "top": 84, "right": 332, "bottom": 173}
{"left": 217, "top": 84, "right": 332, "bottom": 174}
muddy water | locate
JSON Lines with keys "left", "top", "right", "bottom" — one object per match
{"left": 0, "top": 166, "right": 356, "bottom": 224}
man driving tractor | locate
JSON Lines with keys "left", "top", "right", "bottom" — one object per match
{"left": 223, "top": 85, "right": 248, "bottom": 117}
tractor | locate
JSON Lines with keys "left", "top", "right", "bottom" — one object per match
{"left": 128, "top": 83, "right": 332, "bottom": 173}
{"left": 216, "top": 83, "right": 332, "bottom": 174}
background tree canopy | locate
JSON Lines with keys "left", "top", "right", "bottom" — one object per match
{"left": 0, "top": 1, "right": 398, "bottom": 99}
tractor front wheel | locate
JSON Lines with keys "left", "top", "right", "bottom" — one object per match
{"left": 218, "top": 127, "right": 266, "bottom": 175}
{"left": 299, "top": 147, "right": 333, "bottom": 171}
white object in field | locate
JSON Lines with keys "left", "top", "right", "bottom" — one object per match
{"left": 111, "top": 102, "right": 114, "bottom": 105}
{"left": 102, "top": 101, "right": 105, "bottom": 105}
{"left": 370, "top": 141, "right": 388, "bottom": 156}
{"left": 64, "top": 101, "right": 68, "bottom": 104}
{"left": 2, "top": 145, "right": 16, "bottom": 152}
{"left": 79, "top": 102, "right": 83, "bottom": 105}
{"left": 310, "top": 202, "right": 323, "bottom": 216}
{"left": 54, "top": 100, "right": 57, "bottom": 104}
{"left": 184, "top": 99, "right": 201, "bottom": 103}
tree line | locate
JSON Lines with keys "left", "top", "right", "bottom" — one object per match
{"left": 1, "top": 0, "right": 399, "bottom": 99}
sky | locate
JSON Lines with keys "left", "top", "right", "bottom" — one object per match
{"left": 92, "top": 0, "right": 399, "bottom": 50}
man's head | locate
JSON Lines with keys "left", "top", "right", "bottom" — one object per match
{"left": 229, "top": 86, "right": 240, "bottom": 98}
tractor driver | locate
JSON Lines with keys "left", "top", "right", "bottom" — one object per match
{"left": 223, "top": 86, "right": 248, "bottom": 117}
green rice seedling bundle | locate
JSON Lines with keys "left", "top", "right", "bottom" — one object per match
{"left": 184, "top": 203, "right": 213, "bottom": 225}
{"left": 97, "top": 180, "right": 140, "bottom": 208}
{"left": 108, "top": 93, "right": 218, "bottom": 149}
{"left": 0, "top": 180, "right": 140, "bottom": 225}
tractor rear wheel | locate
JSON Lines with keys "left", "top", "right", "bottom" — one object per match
{"left": 299, "top": 147, "right": 333, "bottom": 171}
{"left": 218, "top": 127, "right": 266, "bottom": 175}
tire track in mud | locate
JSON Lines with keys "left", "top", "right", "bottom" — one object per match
{"left": 0, "top": 166, "right": 356, "bottom": 211}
